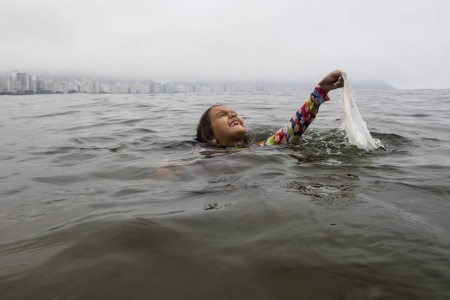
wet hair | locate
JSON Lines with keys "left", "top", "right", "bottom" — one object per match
{"left": 196, "top": 104, "right": 221, "bottom": 143}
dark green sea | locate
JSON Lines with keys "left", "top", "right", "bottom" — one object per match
{"left": 1, "top": 89, "right": 449, "bottom": 299}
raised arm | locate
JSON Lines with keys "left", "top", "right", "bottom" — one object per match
{"left": 259, "top": 70, "right": 343, "bottom": 146}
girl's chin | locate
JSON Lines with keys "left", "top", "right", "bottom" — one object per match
{"left": 230, "top": 125, "right": 246, "bottom": 132}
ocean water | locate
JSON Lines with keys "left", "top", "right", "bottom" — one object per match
{"left": 0, "top": 89, "right": 449, "bottom": 299}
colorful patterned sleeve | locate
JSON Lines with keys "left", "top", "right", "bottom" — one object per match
{"left": 258, "top": 86, "right": 330, "bottom": 146}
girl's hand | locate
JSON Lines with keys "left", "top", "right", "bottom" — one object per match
{"left": 318, "top": 70, "right": 344, "bottom": 93}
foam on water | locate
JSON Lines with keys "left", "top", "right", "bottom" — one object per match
{"left": 340, "top": 72, "right": 379, "bottom": 150}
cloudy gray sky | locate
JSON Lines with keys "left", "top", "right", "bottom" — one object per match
{"left": 1, "top": 0, "right": 449, "bottom": 88}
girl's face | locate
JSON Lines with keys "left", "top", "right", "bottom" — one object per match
{"left": 209, "top": 105, "right": 246, "bottom": 146}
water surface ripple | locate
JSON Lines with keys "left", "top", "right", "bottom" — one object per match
{"left": 1, "top": 90, "right": 450, "bottom": 299}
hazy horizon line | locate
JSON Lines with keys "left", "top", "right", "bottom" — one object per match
{"left": 1, "top": 69, "right": 399, "bottom": 89}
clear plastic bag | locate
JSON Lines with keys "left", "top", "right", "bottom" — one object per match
{"left": 340, "top": 72, "right": 379, "bottom": 150}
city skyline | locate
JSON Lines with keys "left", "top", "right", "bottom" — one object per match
{"left": 0, "top": 70, "right": 396, "bottom": 95}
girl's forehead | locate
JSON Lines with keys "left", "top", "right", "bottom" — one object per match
{"left": 210, "top": 105, "right": 235, "bottom": 115}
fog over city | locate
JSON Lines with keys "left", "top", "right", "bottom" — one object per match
{"left": 1, "top": 0, "right": 449, "bottom": 89}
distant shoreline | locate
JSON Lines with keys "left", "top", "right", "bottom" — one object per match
{"left": 0, "top": 72, "right": 396, "bottom": 95}
{"left": 1, "top": 70, "right": 397, "bottom": 95}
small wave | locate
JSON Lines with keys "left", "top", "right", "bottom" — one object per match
{"left": 90, "top": 166, "right": 156, "bottom": 181}
{"left": 32, "top": 174, "right": 91, "bottom": 185}
{"left": 112, "top": 188, "right": 148, "bottom": 197}
{"left": 64, "top": 118, "right": 146, "bottom": 131}
{"left": 113, "top": 127, "right": 156, "bottom": 135}
{"left": 1, "top": 185, "right": 29, "bottom": 196}
{"left": 408, "top": 113, "right": 430, "bottom": 117}
{"left": 46, "top": 210, "right": 136, "bottom": 231}
{"left": 32, "top": 143, "right": 128, "bottom": 156}
{"left": 0, "top": 155, "right": 15, "bottom": 161}
{"left": 116, "top": 118, "right": 148, "bottom": 125}
{"left": 35, "top": 111, "right": 82, "bottom": 118}
{"left": 163, "top": 140, "right": 199, "bottom": 149}
{"left": 370, "top": 132, "right": 415, "bottom": 147}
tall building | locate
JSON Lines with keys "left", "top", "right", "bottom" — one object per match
{"left": 68, "top": 81, "right": 79, "bottom": 93}
{"left": 16, "top": 73, "right": 31, "bottom": 91}
{"left": 30, "top": 75, "right": 36, "bottom": 92}
{"left": 100, "top": 84, "right": 111, "bottom": 93}
{"left": 0, "top": 78, "right": 10, "bottom": 93}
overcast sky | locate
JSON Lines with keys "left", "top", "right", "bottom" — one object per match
{"left": 1, "top": 0, "right": 449, "bottom": 89}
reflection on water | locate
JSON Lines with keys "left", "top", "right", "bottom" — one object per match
{"left": 1, "top": 90, "right": 450, "bottom": 299}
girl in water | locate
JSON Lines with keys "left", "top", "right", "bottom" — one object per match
{"left": 196, "top": 70, "right": 344, "bottom": 148}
